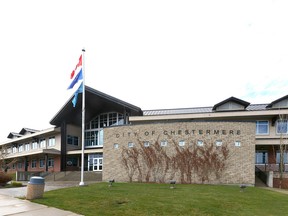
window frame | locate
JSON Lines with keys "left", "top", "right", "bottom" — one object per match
{"left": 48, "top": 137, "right": 56, "bottom": 147}
{"left": 256, "top": 120, "right": 269, "bottom": 135}
{"left": 276, "top": 119, "right": 288, "bottom": 134}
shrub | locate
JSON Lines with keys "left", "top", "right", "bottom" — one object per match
{"left": 10, "top": 181, "right": 23, "bottom": 187}
{"left": 0, "top": 172, "right": 13, "bottom": 187}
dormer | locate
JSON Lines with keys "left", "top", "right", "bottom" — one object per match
{"left": 212, "top": 97, "right": 250, "bottom": 112}
{"left": 7, "top": 132, "right": 22, "bottom": 139}
{"left": 19, "top": 128, "right": 39, "bottom": 136}
{"left": 266, "top": 95, "right": 288, "bottom": 109}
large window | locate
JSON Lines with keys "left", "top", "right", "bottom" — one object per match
{"left": 276, "top": 120, "right": 288, "bottom": 134}
{"left": 84, "top": 112, "right": 125, "bottom": 148}
{"left": 255, "top": 151, "right": 268, "bottom": 164}
{"left": 86, "top": 112, "right": 125, "bottom": 130}
{"left": 256, "top": 121, "right": 269, "bottom": 135}
{"left": 85, "top": 130, "right": 103, "bottom": 148}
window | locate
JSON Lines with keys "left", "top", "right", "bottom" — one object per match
{"left": 48, "top": 137, "right": 56, "bottom": 147}
{"left": 40, "top": 138, "right": 46, "bottom": 148}
{"left": 179, "top": 140, "right": 185, "bottom": 147}
{"left": 48, "top": 158, "right": 54, "bottom": 167}
{"left": 144, "top": 141, "right": 150, "bottom": 147}
{"left": 32, "top": 141, "right": 38, "bottom": 149}
{"left": 67, "top": 135, "right": 79, "bottom": 146}
{"left": 31, "top": 159, "right": 37, "bottom": 168}
{"left": 255, "top": 151, "right": 268, "bottom": 164}
{"left": 39, "top": 159, "right": 45, "bottom": 168}
{"left": 128, "top": 142, "right": 134, "bottom": 148}
{"left": 25, "top": 143, "right": 30, "bottom": 151}
{"left": 67, "top": 157, "right": 78, "bottom": 166}
{"left": 85, "top": 130, "right": 103, "bottom": 147}
{"left": 276, "top": 120, "right": 288, "bottom": 134}
{"left": 235, "top": 141, "right": 241, "bottom": 147}
{"left": 12, "top": 146, "right": 17, "bottom": 153}
{"left": 86, "top": 112, "right": 125, "bottom": 129}
{"left": 215, "top": 140, "right": 222, "bottom": 147}
{"left": 18, "top": 144, "right": 23, "bottom": 152}
{"left": 276, "top": 152, "right": 288, "bottom": 163}
{"left": 17, "top": 162, "right": 22, "bottom": 169}
{"left": 256, "top": 121, "right": 269, "bottom": 135}
{"left": 114, "top": 143, "right": 119, "bottom": 149}
{"left": 160, "top": 140, "right": 167, "bottom": 147}
{"left": 197, "top": 140, "right": 203, "bottom": 146}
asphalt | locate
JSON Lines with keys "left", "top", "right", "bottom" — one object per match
{"left": 0, "top": 181, "right": 93, "bottom": 216}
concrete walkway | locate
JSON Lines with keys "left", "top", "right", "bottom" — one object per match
{"left": 0, "top": 181, "right": 92, "bottom": 216}
{"left": 255, "top": 176, "right": 288, "bottom": 195}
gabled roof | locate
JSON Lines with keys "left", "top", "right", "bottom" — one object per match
{"left": 50, "top": 85, "right": 143, "bottom": 127}
{"left": 7, "top": 132, "right": 22, "bottom": 139}
{"left": 266, "top": 95, "right": 288, "bottom": 108}
{"left": 212, "top": 96, "right": 250, "bottom": 111}
{"left": 19, "top": 128, "right": 39, "bottom": 135}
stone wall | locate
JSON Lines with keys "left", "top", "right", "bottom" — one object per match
{"left": 103, "top": 121, "right": 255, "bottom": 185}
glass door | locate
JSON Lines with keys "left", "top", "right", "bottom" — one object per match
{"left": 93, "top": 158, "right": 103, "bottom": 171}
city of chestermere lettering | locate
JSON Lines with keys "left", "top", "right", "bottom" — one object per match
{"left": 115, "top": 129, "right": 241, "bottom": 138}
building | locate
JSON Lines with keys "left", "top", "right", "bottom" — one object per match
{"left": 1, "top": 86, "right": 288, "bottom": 187}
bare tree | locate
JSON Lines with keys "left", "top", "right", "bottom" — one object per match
{"left": 277, "top": 114, "right": 288, "bottom": 188}
{"left": 0, "top": 145, "right": 17, "bottom": 172}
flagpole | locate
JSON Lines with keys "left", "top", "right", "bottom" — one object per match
{"left": 79, "top": 48, "right": 86, "bottom": 186}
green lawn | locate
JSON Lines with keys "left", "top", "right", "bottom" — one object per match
{"left": 32, "top": 182, "right": 288, "bottom": 216}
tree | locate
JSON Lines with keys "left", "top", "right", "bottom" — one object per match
{"left": 276, "top": 114, "right": 288, "bottom": 188}
{"left": 0, "top": 145, "right": 17, "bottom": 172}
{"left": 0, "top": 145, "right": 17, "bottom": 186}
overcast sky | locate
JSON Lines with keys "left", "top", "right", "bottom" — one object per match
{"left": 1, "top": 0, "right": 288, "bottom": 141}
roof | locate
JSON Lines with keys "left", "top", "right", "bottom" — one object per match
{"left": 266, "top": 95, "right": 288, "bottom": 108}
{"left": 50, "top": 85, "right": 143, "bottom": 126}
{"left": 212, "top": 96, "right": 250, "bottom": 111}
{"left": 143, "top": 104, "right": 268, "bottom": 116}
{"left": 1, "top": 127, "right": 60, "bottom": 146}
{"left": 7, "top": 132, "right": 23, "bottom": 139}
{"left": 19, "top": 128, "right": 39, "bottom": 135}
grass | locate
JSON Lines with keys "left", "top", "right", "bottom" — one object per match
{"left": 32, "top": 182, "right": 288, "bottom": 216}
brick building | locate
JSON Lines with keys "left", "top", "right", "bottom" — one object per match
{"left": 1, "top": 86, "right": 288, "bottom": 187}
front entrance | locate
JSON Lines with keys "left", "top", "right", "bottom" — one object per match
{"left": 88, "top": 153, "right": 103, "bottom": 171}
{"left": 93, "top": 158, "right": 103, "bottom": 171}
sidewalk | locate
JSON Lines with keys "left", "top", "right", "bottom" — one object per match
{"left": 0, "top": 181, "right": 87, "bottom": 216}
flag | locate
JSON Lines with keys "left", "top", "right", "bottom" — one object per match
{"left": 70, "top": 55, "right": 82, "bottom": 79}
{"left": 72, "top": 82, "right": 83, "bottom": 107}
{"left": 67, "top": 68, "right": 83, "bottom": 89}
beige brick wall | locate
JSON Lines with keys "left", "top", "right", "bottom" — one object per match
{"left": 103, "top": 121, "right": 255, "bottom": 185}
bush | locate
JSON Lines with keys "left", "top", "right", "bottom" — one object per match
{"left": 10, "top": 181, "right": 23, "bottom": 187}
{"left": 0, "top": 172, "right": 13, "bottom": 187}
